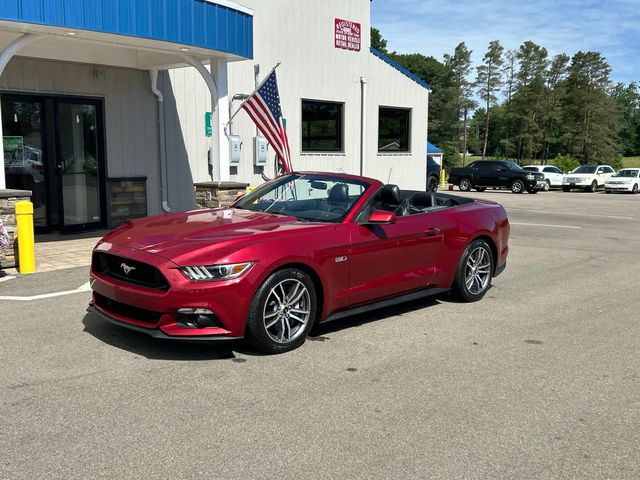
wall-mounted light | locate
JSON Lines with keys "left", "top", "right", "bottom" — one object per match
{"left": 179, "top": 47, "right": 190, "bottom": 52}
{"left": 65, "top": 31, "right": 77, "bottom": 36}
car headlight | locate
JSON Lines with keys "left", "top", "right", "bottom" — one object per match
{"left": 180, "top": 262, "right": 254, "bottom": 281}
{"left": 525, "top": 173, "right": 535, "bottom": 180}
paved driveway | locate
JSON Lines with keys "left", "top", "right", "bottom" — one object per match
{"left": 1, "top": 190, "right": 639, "bottom": 479}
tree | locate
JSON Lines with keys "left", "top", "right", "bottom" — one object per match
{"left": 513, "top": 41, "right": 548, "bottom": 160}
{"left": 476, "top": 40, "right": 504, "bottom": 158}
{"left": 501, "top": 50, "right": 518, "bottom": 158}
{"left": 444, "top": 43, "right": 474, "bottom": 162}
{"left": 370, "top": 27, "right": 388, "bottom": 54}
{"left": 562, "top": 51, "right": 618, "bottom": 163}
{"left": 541, "top": 54, "right": 570, "bottom": 161}
{"left": 611, "top": 82, "right": 640, "bottom": 156}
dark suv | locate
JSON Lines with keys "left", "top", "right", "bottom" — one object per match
{"left": 448, "top": 160, "right": 546, "bottom": 194}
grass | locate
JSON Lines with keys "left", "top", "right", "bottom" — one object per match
{"left": 623, "top": 157, "right": 640, "bottom": 168}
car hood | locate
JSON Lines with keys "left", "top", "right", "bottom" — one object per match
{"left": 100, "top": 208, "right": 329, "bottom": 264}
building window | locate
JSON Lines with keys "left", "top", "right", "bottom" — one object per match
{"left": 378, "top": 107, "right": 411, "bottom": 152}
{"left": 301, "top": 100, "right": 343, "bottom": 152}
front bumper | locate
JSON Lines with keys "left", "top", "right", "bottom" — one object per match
{"left": 525, "top": 179, "right": 546, "bottom": 190}
{"left": 604, "top": 184, "right": 633, "bottom": 192}
{"left": 89, "top": 244, "right": 261, "bottom": 339}
{"left": 87, "top": 305, "right": 242, "bottom": 341}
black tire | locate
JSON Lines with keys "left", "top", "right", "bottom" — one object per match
{"left": 587, "top": 180, "right": 598, "bottom": 193}
{"left": 427, "top": 175, "right": 439, "bottom": 192}
{"left": 511, "top": 180, "right": 524, "bottom": 194}
{"left": 459, "top": 178, "right": 472, "bottom": 192}
{"left": 475, "top": 187, "right": 486, "bottom": 192}
{"left": 544, "top": 180, "right": 551, "bottom": 191}
{"left": 452, "top": 239, "right": 494, "bottom": 302}
{"left": 562, "top": 186, "right": 571, "bottom": 192}
{"left": 246, "top": 268, "right": 317, "bottom": 354}
{"left": 633, "top": 184, "right": 639, "bottom": 194}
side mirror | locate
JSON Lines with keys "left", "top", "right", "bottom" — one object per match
{"left": 365, "top": 210, "right": 396, "bottom": 225}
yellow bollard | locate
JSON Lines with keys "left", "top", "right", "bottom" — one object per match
{"left": 440, "top": 168, "right": 446, "bottom": 188}
{"left": 15, "top": 200, "right": 35, "bottom": 274}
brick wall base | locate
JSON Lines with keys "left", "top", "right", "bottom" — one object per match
{"left": 0, "top": 189, "right": 32, "bottom": 269}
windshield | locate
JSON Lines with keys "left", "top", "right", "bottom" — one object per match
{"left": 523, "top": 166, "right": 539, "bottom": 172}
{"left": 573, "top": 165, "right": 597, "bottom": 174}
{"left": 504, "top": 161, "right": 524, "bottom": 171}
{"left": 613, "top": 169, "right": 639, "bottom": 178}
{"left": 234, "top": 174, "right": 370, "bottom": 223}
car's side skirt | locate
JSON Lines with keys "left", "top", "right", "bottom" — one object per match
{"left": 322, "top": 287, "right": 450, "bottom": 324}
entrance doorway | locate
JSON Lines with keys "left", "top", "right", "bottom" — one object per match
{"left": 2, "top": 94, "right": 106, "bottom": 233}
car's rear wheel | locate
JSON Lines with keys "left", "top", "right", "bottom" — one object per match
{"left": 246, "top": 268, "right": 317, "bottom": 354}
{"left": 459, "top": 178, "right": 472, "bottom": 191}
{"left": 511, "top": 180, "right": 524, "bottom": 194}
{"left": 452, "top": 239, "right": 494, "bottom": 302}
{"left": 427, "top": 176, "right": 439, "bottom": 192}
{"left": 544, "top": 180, "right": 551, "bottom": 191}
{"left": 587, "top": 180, "right": 598, "bottom": 193}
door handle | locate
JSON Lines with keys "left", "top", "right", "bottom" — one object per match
{"left": 424, "top": 226, "right": 441, "bottom": 236}
{"left": 57, "top": 163, "right": 63, "bottom": 174}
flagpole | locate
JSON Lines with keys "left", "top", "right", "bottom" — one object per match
{"left": 224, "top": 62, "right": 281, "bottom": 136}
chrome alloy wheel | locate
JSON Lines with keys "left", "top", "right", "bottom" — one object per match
{"left": 262, "top": 279, "right": 311, "bottom": 344}
{"left": 464, "top": 246, "right": 492, "bottom": 295}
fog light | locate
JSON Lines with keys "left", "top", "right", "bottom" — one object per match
{"left": 176, "top": 308, "right": 222, "bottom": 329}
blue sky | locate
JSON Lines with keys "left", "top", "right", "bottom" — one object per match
{"left": 371, "top": 0, "right": 639, "bottom": 85}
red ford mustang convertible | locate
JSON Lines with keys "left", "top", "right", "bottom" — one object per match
{"left": 88, "top": 172, "right": 510, "bottom": 353}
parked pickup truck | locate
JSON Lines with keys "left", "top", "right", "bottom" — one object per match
{"left": 448, "top": 160, "right": 546, "bottom": 194}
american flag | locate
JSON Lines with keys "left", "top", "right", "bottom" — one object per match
{"left": 241, "top": 70, "right": 292, "bottom": 174}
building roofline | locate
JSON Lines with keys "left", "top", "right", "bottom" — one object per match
{"left": 370, "top": 47, "right": 432, "bottom": 92}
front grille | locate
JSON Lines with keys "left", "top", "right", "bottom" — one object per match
{"left": 92, "top": 252, "right": 169, "bottom": 291}
{"left": 94, "top": 293, "right": 162, "bottom": 324}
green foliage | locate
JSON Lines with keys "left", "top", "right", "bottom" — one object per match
{"left": 550, "top": 154, "right": 579, "bottom": 173}
{"left": 370, "top": 27, "right": 388, "bottom": 54}
{"left": 610, "top": 155, "right": 624, "bottom": 170}
{"left": 441, "top": 144, "right": 461, "bottom": 170}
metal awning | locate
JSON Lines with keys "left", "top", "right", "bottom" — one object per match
{"left": 0, "top": 0, "right": 253, "bottom": 69}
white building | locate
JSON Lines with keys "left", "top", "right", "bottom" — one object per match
{"left": 0, "top": 0, "right": 430, "bottom": 233}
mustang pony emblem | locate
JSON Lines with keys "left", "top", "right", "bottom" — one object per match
{"left": 120, "top": 263, "right": 136, "bottom": 275}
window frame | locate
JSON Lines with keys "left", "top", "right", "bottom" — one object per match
{"left": 300, "top": 99, "right": 345, "bottom": 153}
{"left": 377, "top": 106, "right": 412, "bottom": 153}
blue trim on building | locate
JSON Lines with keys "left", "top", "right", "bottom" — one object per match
{"left": 1, "top": 0, "right": 253, "bottom": 59}
{"left": 427, "top": 142, "right": 442, "bottom": 153}
{"left": 370, "top": 47, "right": 431, "bottom": 91}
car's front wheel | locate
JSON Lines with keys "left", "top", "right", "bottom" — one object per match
{"left": 511, "top": 180, "right": 524, "bottom": 194}
{"left": 586, "top": 180, "right": 598, "bottom": 193}
{"left": 427, "top": 176, "right": 439, "bottom": 192}
{"left": 459, "top": 178, "right": 472, "bottom": 191}
{"left": 246, "top": 268, "right": 317, "bottom": 354}
{"left": 633, "top": 184, "right": 639, "bottom": 194}
{"left": 544, "top": 180, "right": 551, "bottom": 191}
{"left": 452, "top": 239, "right": 494, "bottom": 302}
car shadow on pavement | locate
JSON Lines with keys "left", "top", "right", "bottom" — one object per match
{"left": 311, "top": 295, "right": 442, "bottom": 337}
{"left": 82, "top": 313, "right": 265, "bottom": 361}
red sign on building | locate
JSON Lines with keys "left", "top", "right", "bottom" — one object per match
{"left": 334, "top": 18, "right": 361, "bottom": 52}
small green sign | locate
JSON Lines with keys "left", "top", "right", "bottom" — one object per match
{"left": 205, "top": 112, "right": 212, "bottom": 137}
{"left": 3, "top": 136, "right": 23, "bottom": 152}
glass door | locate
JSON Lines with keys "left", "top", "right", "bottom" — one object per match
{"left": 54, "top": 99, "right": 104, "bottom": 232}
{"left": 1, "top": 96, "right": 48, "bottom": 229}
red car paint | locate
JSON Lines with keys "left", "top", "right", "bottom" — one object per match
{"left": 89, "top": 172, "right": 509, "bottom": 340}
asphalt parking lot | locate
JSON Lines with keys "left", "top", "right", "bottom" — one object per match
{"left": 1, "top": 189, "right": 639, "bottom": 480}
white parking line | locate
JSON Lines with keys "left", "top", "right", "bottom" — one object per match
{"left": 0, "top": 275, "right": 16, "bottom": 283}
{"left": 521, "top": 209, "right": 633, "bottom": 220}
{"left": 0, "top": 281, "right": 91, "bottom": 301}
{"left": 511, "top": 222, "right": 581, "bottom": 229}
